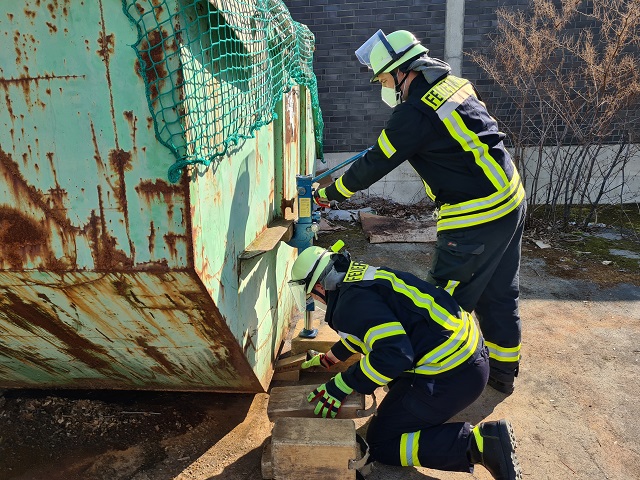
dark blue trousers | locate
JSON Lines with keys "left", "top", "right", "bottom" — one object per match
{"left": 366, "top": 347, "right": 489, "bottom": 471}
{"left": 427, "top": 203, "right": 526, "bottom": 377}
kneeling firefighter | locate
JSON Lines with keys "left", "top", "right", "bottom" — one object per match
{"left": 288, "top": 244, "right": 522, "bottom": 480}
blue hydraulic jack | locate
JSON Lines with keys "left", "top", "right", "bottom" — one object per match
{"left": 287, "top": 147, "right": 371, "bottom": 338}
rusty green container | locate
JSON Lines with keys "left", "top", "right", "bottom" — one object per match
{"left": 0, "top": 0, "right": 316, "bottom": 392}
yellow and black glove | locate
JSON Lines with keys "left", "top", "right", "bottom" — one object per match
{"left": 307, "top": 373, "right": 353, "bottom": 418}
{"left": 301, "top": 350, "right": 337, "bottom": 370}
{"left": 312, "top": 188, "right": 331, "bottom": 209}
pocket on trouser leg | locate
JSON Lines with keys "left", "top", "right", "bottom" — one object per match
{"left": 429, "top": 235, "right": 484, "bottom": 283}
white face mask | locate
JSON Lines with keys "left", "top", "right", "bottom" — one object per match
{"left": 381, "top": 86, "right": 401, "bottom": 108}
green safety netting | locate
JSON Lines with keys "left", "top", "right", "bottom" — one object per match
{"left": 122, "top": 0, "right": 324, "bottom": 183}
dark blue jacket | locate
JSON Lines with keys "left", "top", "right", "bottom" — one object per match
{"left": 327, "top": 262, "right": 482, "bottom": 394}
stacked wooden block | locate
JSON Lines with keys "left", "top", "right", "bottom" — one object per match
{"left": 262, "top": 317, "right": 367, "bottom": 480}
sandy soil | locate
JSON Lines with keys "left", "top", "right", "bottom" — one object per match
{"left": 1, "top": 220, "right": 639, "bottom": 480}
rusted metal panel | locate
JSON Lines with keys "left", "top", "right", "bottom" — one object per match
{"left": 0, "top": 270, "right": 261, "bottom": 391}
{"left": 189, "top": 94, "right": 298, "bottom": 390}
{"left": 0, "top": 0, "right": 309, "bottom": 392}
{"left": 0, "top": 0, "right": 188, "bottom": 272}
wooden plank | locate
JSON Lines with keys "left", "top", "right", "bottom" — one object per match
{"left": 290, "top": 318, "right": 361, "bottom": 372}
{"left": 272, "top": 353, "right": 306, "bottom": 382}
{"left": 271, "top": 417, "right": 357, "bottom": 480}
{"left": 359, "top": 211, "right": 437, "bottom": 244}
{"left": 239, "top": 218, "right": 294, "bottom": 260}
{"left": 267, "top": 385, "right": 365, "bottom": 421}
{"left": 261, "top": 437, "right": 273, "bottom": 479}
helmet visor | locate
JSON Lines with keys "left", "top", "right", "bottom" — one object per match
{"left": 355, "top": 30, "right": 387, "bottom": 68}
{"left": 287, "top": 278, "right": 308, "bottom": 312}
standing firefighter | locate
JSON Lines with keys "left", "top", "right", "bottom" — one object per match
{"left": 314, "top": 30, "right": 526, "bottom": 394}
{"left": 288, "top": 245, "right": 521, "bottom": 479}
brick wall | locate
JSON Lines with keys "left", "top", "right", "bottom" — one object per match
{"left": 285, "top": 0, "right": 637, "bottom": 153}
{"left": 285, "top": 0, "right": 447, "bottom": 153}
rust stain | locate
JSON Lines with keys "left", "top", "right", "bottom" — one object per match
{"left": 135, "top": 179, "right": 184, "bottom": 221}
{"left": 123, "top": 110, "right": 137, "bottom": 151}
{"left": 134, "top": 29, "right": 170, "bottom": 101}
{"left": 148, "top": 220, "right": 156, "bottom": 257}
{"left": 96, "top": 0, "right": 119, "bottom": 149}
{"left": 151, "top": 0, "right": 165, "bottom": 23}
{"left": 45, "top": 21, "right": 58, "bottom": 34}
{"left": 84, "top": 185, "right": 133, "bottom": 271}
{"left": 46, "top": 3, "right": 56, "bottom": 19}
{"left": 0, "top": 147, "right": 75, "bottom": 232}
{"left": 45, "top": 152, "right": 60, "bottom": 189}
{"left": 2, "top": 290, "right": 121, "bottom": 375}
{"left": 108, "top": 148, "right": 135, "bottom": 262}
{"left": 89, "top": 120, "right": 107, "bottom": 173}
{"left": 1, "top": 74, "right": 84, "bottom": 117}
{"left": 135, "top": 337, "right": 179, "bottom": 376}
{"left": 0, "top": 207, "right": 47, "bottom": 269}
{"left": 0, "top": 343, "right": 60, "bottom": 376}
{"left": 24, "top": 9, "right": 36, "bottom": 20}
{"left": 181, "top": 289, "right": 256, "bottom": 379}
{"left": 163, "top": 233, "right": 187, "bottom": 261}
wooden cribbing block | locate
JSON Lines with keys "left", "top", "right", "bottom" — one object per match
{"left": 261, "top": 438, "right": 273, "bottom": 479}
{"left": 291, "top": 319, "right": 362, "bottom": 373}
{"left": 270, "top": 417, "right": 358, "bottom": 480}
{"left": 290, "top": 317, "right": 339, "bottom": 355}
{"left": 267, "top": 385, "right": 365, "bottom": 421}
{"left": 272, "top": 353, "right": 306, "bottom": 381}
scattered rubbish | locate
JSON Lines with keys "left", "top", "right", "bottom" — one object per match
{"left": 534, "top": 240, "right": 551, "bottom": 249}
{"left": 592, "top": 232, "right": 623, "bottom": 241}
{"left": 602, "top": 261, "right": 613, "bottom": 265}
{"left": 324, "top": 207, "right": 374, "bottom": 223}
{"left": 608, "top": 249, "right": 640, "bottom": 260}
{"left": 318, "top": 218, "right": 346, "bottom": 233}
{"left": 359, "top": 212, "right": 437, "bottom": 244}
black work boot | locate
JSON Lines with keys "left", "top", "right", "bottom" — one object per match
{"left": 488, "top": 364, "right": 518, "bottom": 394}
{"left": 468, "top": 420, "right": 521, "bottom": 480}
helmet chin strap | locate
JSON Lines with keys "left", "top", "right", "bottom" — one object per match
{"left": 392, "top": 70, "right": 410, "bottom": 103}
{"left": 310, "top": 287, "right": 326, "bottom": 303}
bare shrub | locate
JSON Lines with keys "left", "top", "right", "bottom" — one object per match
{"left": 473, "top": 0, "right": 640, "bottom": 232}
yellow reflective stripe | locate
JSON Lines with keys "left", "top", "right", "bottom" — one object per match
{"left": 335, "top": 176, "right": 355, "bottom": 198}
{"left": 444, "top": 111, "right": 509, "bottom": 189}
{"left": 339, "top": 337, "right": 359, "bottom": 354}
{"left": 437, "top": 181, "right": 525, "bottom": 231}
{"left": 364, "top": 322, "right": 406, "bottom": 350}
{"left": 485, "top": 340, "right": 521, "bottom": 362}
{"left": 373, "top": 270, "right": 461, "bottom": 331}
{"left": 416, "top": 311, "right": 471, "bottom": 364}
{"left": 359, "top": 354, "right": 391, "bottom": 385}
{"left": 413, "top": 313, "right": 480, "bottom": 375}
{"left": 377, "top": 129, "right": 396, "bottom": 158}
{"left": 422, "top": 178, "right": 436, "bottom": 201}
{"left": 400, "top": 431, "right": 421, "bottom": 467}
{"left": 340, "top": 332, "right": 368, "bottom": 353}
{"left": 440, "top": 168, "right": 522, "bottom": 217}
{"left": 472, "top": 425, "right": 484, "bottom": 452}
{"left": 444, "top": 280, "right": 459, "bottom": 295}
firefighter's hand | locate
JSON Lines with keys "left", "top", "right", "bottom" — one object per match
{"left": 302, "top": 350, "right": 337, "bottom": 370}
{"left": 312, "top": 188, "right": 331, "bottom": 208}
{"left": 307, "top": 373, "right": 353, "bottom": 418}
